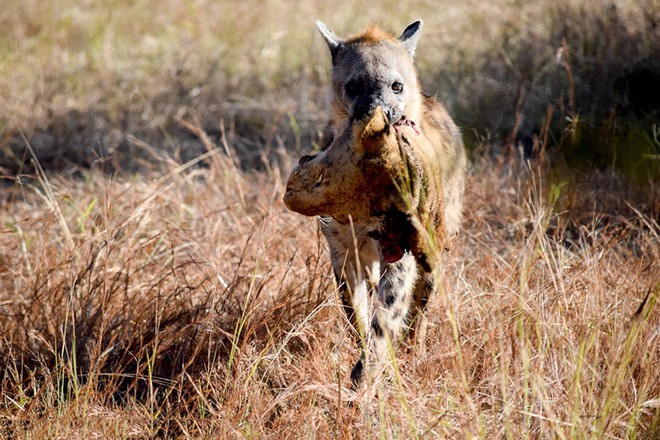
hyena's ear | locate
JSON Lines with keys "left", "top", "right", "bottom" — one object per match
{"left": 398, "top": 20, "right": 423, "bottom": 57}
{"left": 316, "top": 21, "right": 343, "bottom": 59}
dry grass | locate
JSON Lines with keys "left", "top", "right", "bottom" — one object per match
{"left": 1, "top": 0, "right": 659, "bottom": 438}
{"left": 1, "top": 133, "right": 658, "bottom": 437}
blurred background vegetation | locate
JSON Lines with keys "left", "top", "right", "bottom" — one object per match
{"left": 1, "top": 0, "right": 658, "bottom": 183}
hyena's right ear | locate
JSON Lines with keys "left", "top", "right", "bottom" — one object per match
{"left": 316, "top": 21, "right": 343, "bottom": 59}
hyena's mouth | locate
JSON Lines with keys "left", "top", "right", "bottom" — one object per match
{"left": 379, "top": 231, "right": 407, "bottom": 263}
{"left": 393, "top": 115, "right": 420, "bottom": 135}
{"left": 368, "top": 210, "right": 415, "bottom": 264}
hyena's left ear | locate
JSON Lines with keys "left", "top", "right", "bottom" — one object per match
{"left": 398, "top": 20, "right": 423, "bottom": 57}
{"left": 316, "top": 21, "right": 343, "bottom": 59}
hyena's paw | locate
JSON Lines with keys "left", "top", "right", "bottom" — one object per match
{"left": 350, "top": 353, "right": 365, "bottom": 388}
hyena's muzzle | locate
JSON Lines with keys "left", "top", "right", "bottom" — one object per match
{"left": 349, "top": 84, "right": 403, "bottom": 125}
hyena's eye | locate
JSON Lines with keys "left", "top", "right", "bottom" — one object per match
{"left": 345, "top": 80, "right": 360, "bottom": 98}
{"left": 391, "top": 82, "right": 403, "bottom": 94}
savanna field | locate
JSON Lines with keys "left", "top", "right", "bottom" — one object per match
{"left": 1, "top": 1, "right": 659, "bottom": 438}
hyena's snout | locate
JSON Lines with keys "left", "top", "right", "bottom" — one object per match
{"left": 351, "top": 96, "right": 400, "bottom": 125}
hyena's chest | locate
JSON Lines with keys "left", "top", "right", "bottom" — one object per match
{"left": 322, "top": 220, "right": 381, "bottom": 282}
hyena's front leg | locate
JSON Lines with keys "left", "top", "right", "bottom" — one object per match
{"left": 321, "top": 220, "right": 379, "bottom": 344}
{"left": 409, "top": 270, "right": 435, "bottom": 355}
{"left": 351, "top": 253, "right": 419, "bottom": 386}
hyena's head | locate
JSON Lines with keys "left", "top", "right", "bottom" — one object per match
{"left": 317, "top": 20, "right": 424, "bottom": 126}
{"left": 283, "top": 107, "right": 401, "bottom": 224}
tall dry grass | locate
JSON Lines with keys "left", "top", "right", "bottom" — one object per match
{"left": 1, "top": 126, "right": 330, "bottom": 437}
{"left": 1, "top": 128, "right": 658, "bottom": 437}
{"left": 1, "top": 0, "right": 659, "bottom": 438}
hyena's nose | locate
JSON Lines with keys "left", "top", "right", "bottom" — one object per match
{"left": 383, "top": 107, "right": 394, "bottom": 123}
{"left": 369, "top": 103, "right": 395, "bottom": 123}
{"left": 353, "top": 98, "right": 385, "bottom": 122}
{"left": 368, "top": 102, "right": 387, "bottom": 117}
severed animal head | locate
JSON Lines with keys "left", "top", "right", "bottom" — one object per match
{"left": 283, "top": 107, "right": 449, "bottom": 271}
{"left": 283, "top": 107, "right": 409, "bottom": 224}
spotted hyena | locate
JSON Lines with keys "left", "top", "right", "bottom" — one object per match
{"left": 285, "top": 21, "right": 466, "bottom": 386}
